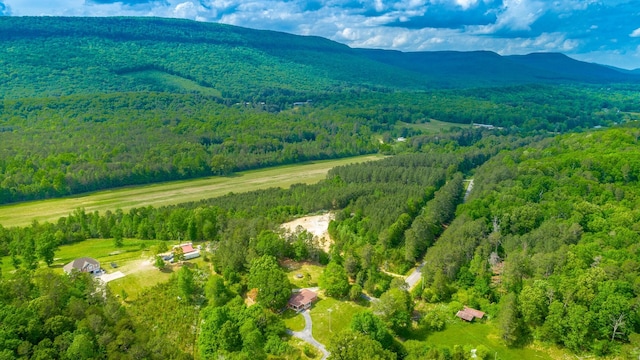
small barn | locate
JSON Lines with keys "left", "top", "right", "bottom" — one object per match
{"left": 288, "top": 289, "right": 317, "bottom": 311}
{"left": 63, "top": 257, "right": 101, "bottom": 275}
{"left": 456, "top": 306, "right": 486, "bottom": 322}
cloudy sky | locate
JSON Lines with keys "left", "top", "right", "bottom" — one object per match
{"left": 1, "top": 0, "right": 639, "bottom": 69}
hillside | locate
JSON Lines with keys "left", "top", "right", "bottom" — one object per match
{"left": 0, "top": 16, "right": 639, "bottom": 206}
{"left": 1, "top": 16, "right": 639, "bottom": 100}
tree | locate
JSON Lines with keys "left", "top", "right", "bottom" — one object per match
{"left": 519, "top": 282, "right": 548, "bottom": 327}
{"left": 66, "top": 334, "right": 95, "bottom": 360}
{"left": 205, "top": 275, "right": 231, "bottom": 308}
{"left": 320, "top": 261, "right": 350, "bottom": 298}
{"left": 328, "top": 331, "right": 396, "bottom": 360}
{"left": 177, "top": 266, "right": 195, "bottom": 302}
{"left": 111, "top": 226, "right": 123, "bottom": 248}
{"left": 36, "top": 232, "right": 58, "bottom": 267}
{"left": 248, "top": 255, "right": 291, "bottom": 310}
{"left": 22, "top": 236, "right": 39, "bottom": 270}
{"left": 350, "top": 311, "right": 393, "bottom": 348}
{"left": 154, "top": 256, "right": 166, "bottom": 270}
{"left": 349, "top": 284, "right": 362, "bottom": 301}
{"left": 373, "top": 287, "right": 412, "bottom": 333}
{"left": 499, "top": 292, "right": 521, "bottom": 346}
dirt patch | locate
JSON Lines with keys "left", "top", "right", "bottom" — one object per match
{"left": 281, "top": 213, "right": 335, "bottom": 252}
{"left": 99, "top": 271, "right": 125, "bottom": 283}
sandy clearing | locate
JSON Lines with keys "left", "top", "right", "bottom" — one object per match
{"left": 281, "top": 213, "right": 335, "bottom": 252}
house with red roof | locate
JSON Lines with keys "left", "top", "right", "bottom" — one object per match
{"left": 172, "top": 242, "right": 200, "bottom": 261}
{"left": 288, "top": 289, "right": 317, "bottom": 311}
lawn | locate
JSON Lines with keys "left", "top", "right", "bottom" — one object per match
{"left": 1, "top": 237, "right": 164, "bottom": 276}
{"left": 284, "top": 337, "right": 323, "bottom": 360}
{"left": 0, "top": 154, "right": 382, "bottom": 227}
{"left": 283, "top": 309, "right": 306, "bottom": 332}
{"left": 286, "top": 262, "right": 324, "bottom": 289}
{"left": 420, "top": 319, "right": 564, "bottom": 360}
{"left": 309, "top": 296, "right": 370, "bottom": 346}
{"left": 1, "top": 237, "right": 206, "bottom": 301}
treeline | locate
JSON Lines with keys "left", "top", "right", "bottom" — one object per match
{"left": 418, "top": 125, "right": 640, "bottom": 356}
{"left": 0, "top": 92, "right": 381, "bottom": 204}
{"left": 3, "top": 85, "right": 632, "bottom": 204}
{"left": 0, "top": 268, "right": 190, "bottom": 359}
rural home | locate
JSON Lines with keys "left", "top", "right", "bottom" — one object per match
{"left": 173, "top": 242, "right": 200, "bottom": 261}
{"left": 456, "top": 306, "right": 486, "bottom": 322}
{"left": 63, "top": 257, "right": 101, "bottom": 275}
{"left": 288, "top": 289, "right": 317, "bottom": 311}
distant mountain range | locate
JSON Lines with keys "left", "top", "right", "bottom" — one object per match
{"left": 0, "top": 16, "right": 638, "bottom": 100}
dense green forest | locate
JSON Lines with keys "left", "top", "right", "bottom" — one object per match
{"left": 2, "top": 15, "right": 640, "bottom": 360}
{"left": 1, "top": 16, "right": 640, "bottom": 205}
{"left": 2, "top": 122, "right": 640, "bottom": 358}
{"left": 1, "top": 87, "right": 638, "bottom": 204}
{"left": 419, "top": 126, "right": 640, "bottom": 356}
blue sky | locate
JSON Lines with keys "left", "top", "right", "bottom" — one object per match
{"left": 2, "top": 0, "right": 639, "bottom": 69}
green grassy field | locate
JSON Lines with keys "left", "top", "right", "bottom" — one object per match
{"left": 283, "top": 309, "right": 306, "bottom": 332}
{"left": 0, "top": 237, "right": 206, "bottom": 301}
{"left": 286, "top": 263, "right": 324, "bottom": 289}
{"left": 420, "top": 320, "right": 564, "bottom": 360}
{"left": 0, "top": 237, "right": 166, "bottom": 275}
{"left": 399, "top": 119, "right": 472, "bottom": 133}
{"left": 310, "top": 296, "right": 370, "bottom": 346}
{"left": 0, "top": 154, "right": 382, "bottom": 227}
{"left": 123, "top": 70, "right": 222, "bottom": 97}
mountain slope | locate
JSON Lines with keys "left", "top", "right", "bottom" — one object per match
{"left": 0, "top": 16, "right": 638, "bottom": 100}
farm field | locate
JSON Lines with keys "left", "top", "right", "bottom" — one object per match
{"left": 0, "top": 154, "right": 382, "bottom": 227}
{"left": 398, "top": 119, "right": 473, "bottom": 133}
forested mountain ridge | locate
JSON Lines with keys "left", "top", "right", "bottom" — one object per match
{"left": 1, "top": 16, "right": 639, "bottom": 206}
{"left": 1, "top": 16, "right": 639, "bottom": 100}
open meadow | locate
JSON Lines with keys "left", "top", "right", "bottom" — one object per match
{"left": 0, "top": 154, "right": 382, "bottom": 227}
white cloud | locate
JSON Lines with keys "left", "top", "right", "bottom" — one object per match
{"left": 173, "top": 2, "right": 199, "bottom": 19}
{"left": 455, "top": 0, "right": 478, "bottom": 10}
{"left": 630, "top": 28, "right": 640, "bottom": 37}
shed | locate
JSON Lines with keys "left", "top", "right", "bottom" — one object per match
{"left": 463, "top": 306, "right": 485, "bottom": 319}
{"left": 456, "top": 306, "right": 485, "bottom": 322}
{"left": 456, "top": 310, "right": 475, "bottom": 322}
{"left": 288, "top": 289, "right": 317, "bottom": 311}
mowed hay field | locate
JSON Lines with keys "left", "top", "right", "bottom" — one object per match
{"left": 0, "top": 155, "right": 382, "bottom": 227}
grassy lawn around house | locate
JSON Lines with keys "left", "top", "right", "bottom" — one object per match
{"left": 421, "top": 319, "right": 562, "bottom": 360}
{"left": 1, "top": 238, "right": 208, "bottom": 301}
{"left": 285, "top": 262, "right": 324, "bottom": 289}
{"left": 309, "top": 296, "right": 370, "bottom": 346}
{"left": 283, "top": 309, "right": 306, "bottom": 332}
{"left": 284, "top": 337, "right": 323, "bottom": 360}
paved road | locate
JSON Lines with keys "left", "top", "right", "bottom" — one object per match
{"left": 287, "top": 310, "right": 330, "bottom": 360}
{"left": 405, "top": 178, "right": 474, "bottom": 290}
{"left": 464, "top": 179, "right": 474, "bottom": 202}
{"left": 404, "top": 261, "right": 425, "bottom": 290}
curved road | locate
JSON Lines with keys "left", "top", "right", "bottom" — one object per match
{"left": 287, "top": 310, "right": 330, "bottom": 360}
